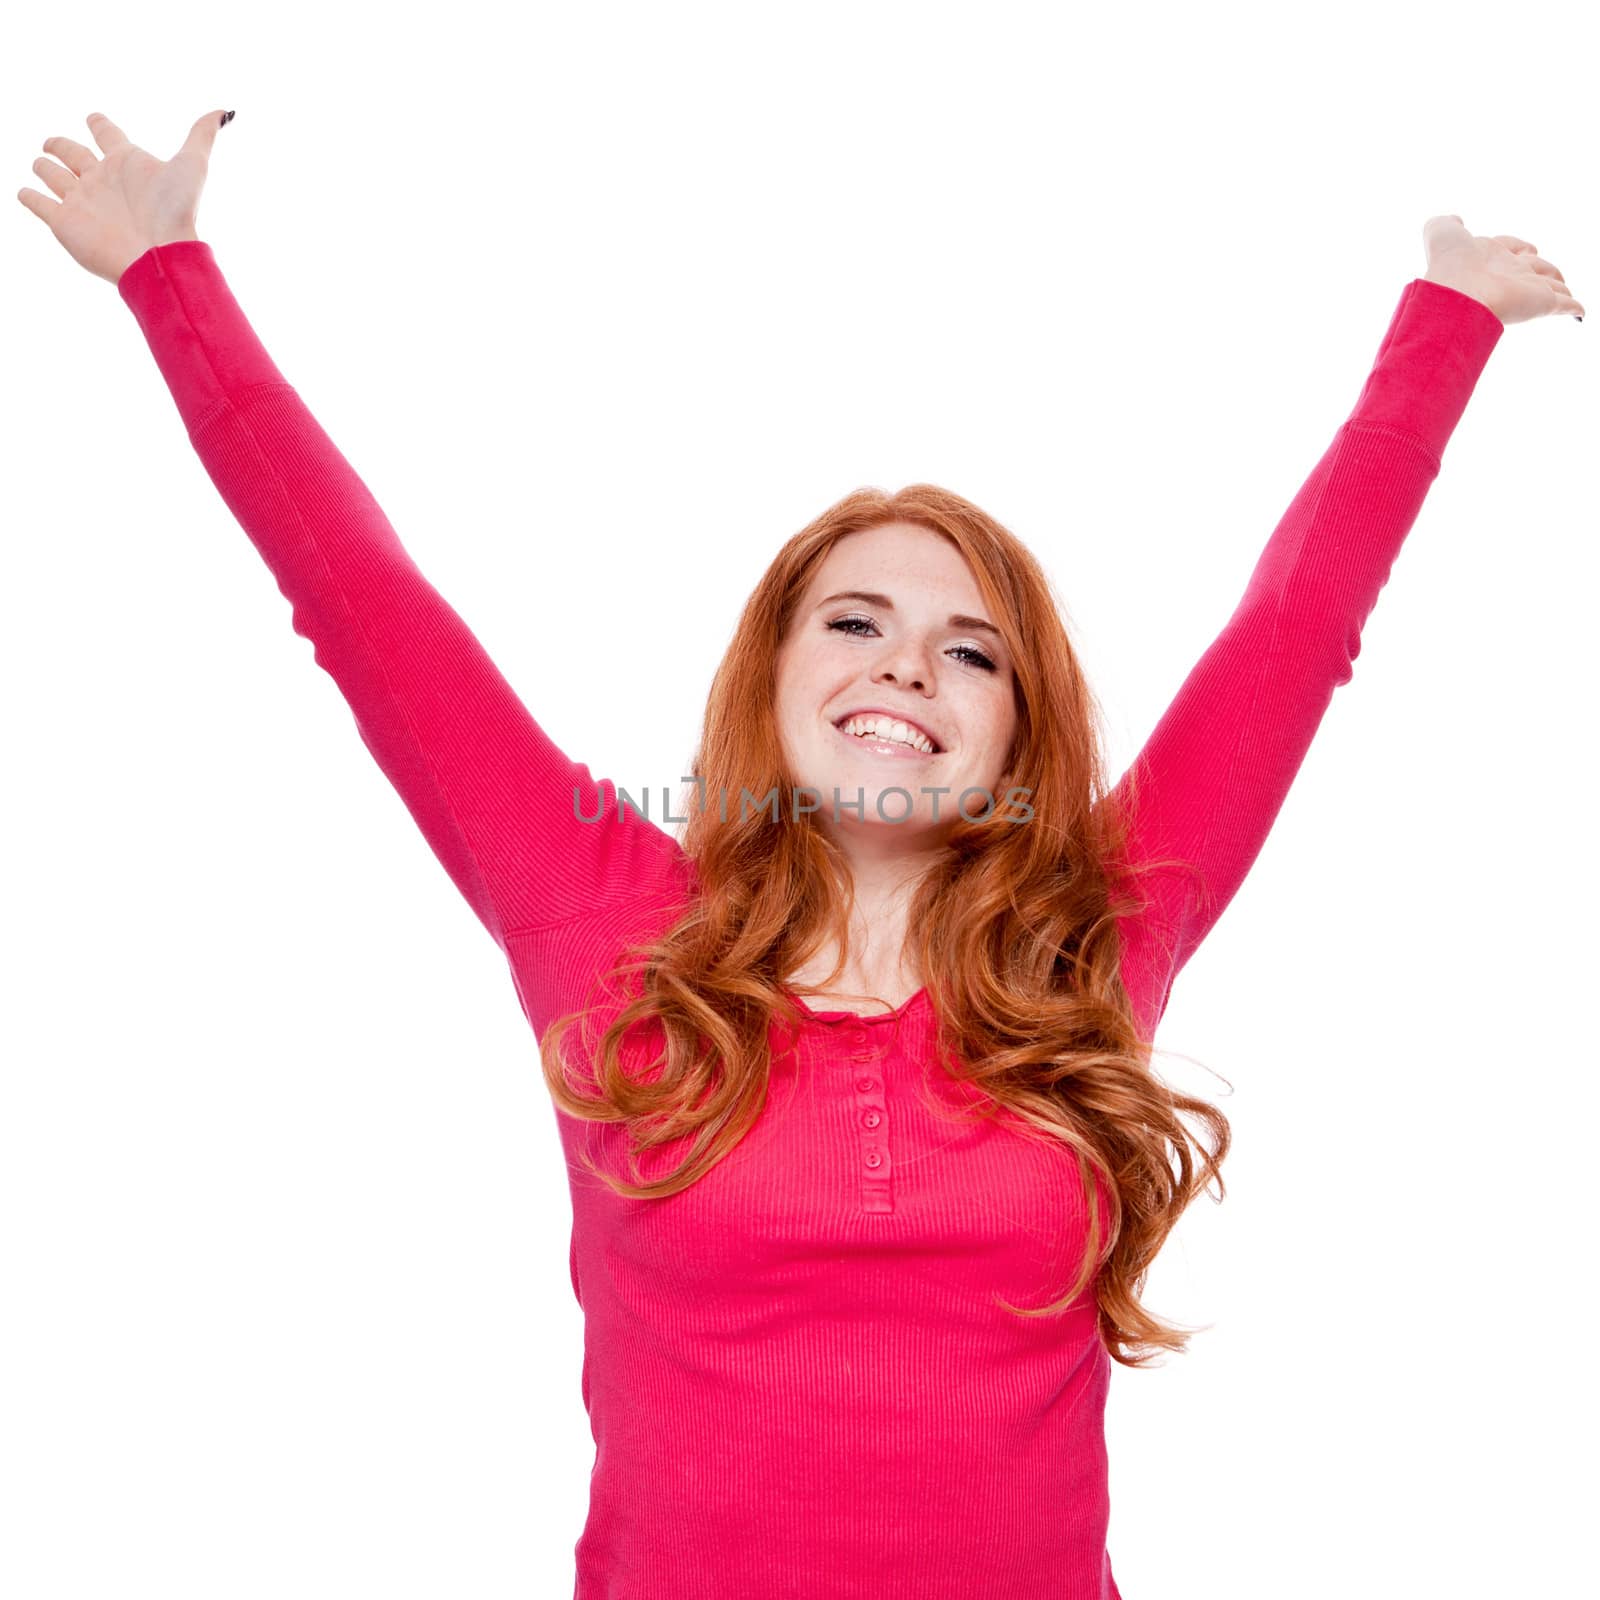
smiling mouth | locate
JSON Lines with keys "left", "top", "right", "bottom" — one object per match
{"left": 831, "top": 715, "right": 944, "bottom": 757}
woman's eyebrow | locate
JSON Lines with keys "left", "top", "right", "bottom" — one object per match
{"left": 814, "top": 590, "right": 1003, "bottom": 640}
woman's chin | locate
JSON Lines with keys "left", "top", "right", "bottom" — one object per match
{"left": 796, "top": 769, "right": 954, "bottom": 831}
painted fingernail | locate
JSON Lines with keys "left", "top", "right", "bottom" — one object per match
{"left": 219, "top": 110, "right": 235, "bottom": 129}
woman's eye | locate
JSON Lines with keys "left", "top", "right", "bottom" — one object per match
{"left": 826, "top": 617, "right": 998, "bottom": 673}
{"left": 827, "top": 616, "right": 877, "bottom": 637}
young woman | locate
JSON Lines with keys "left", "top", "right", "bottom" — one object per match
{"left": 19, "top": 108, "right": 1583, "bottom": 1600}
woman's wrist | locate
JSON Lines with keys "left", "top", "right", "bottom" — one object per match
{"left": 1421, "top": 269, "right": 1497, "bottom": 316}
{"left": 113, "top": 230, "right": 201, "bottom": 285}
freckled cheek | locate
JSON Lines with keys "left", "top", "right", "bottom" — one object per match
{"left": 953, "top": 688, "right": 1009, "bottom": 742}
{"left": 963, "top": 696, "right": 1017, "bottom": 779}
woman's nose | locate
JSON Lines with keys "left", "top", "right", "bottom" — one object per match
{"left": 873, "top": 636, "right": 935, "bottom": 690}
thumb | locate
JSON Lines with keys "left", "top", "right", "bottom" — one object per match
{"left": 1422, "top": 213, "right": 1468, "bottom": 261}
{"left": 180, "top": 108, "right": 234, "bottom": 163}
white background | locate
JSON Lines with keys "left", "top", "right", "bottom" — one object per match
{"left": 5, "top": 3, "right": 1595, "bottom": 1596}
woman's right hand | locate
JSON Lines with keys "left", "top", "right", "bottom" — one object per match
{"left": 16, "top": 109, "right": 232, "bottom": 286}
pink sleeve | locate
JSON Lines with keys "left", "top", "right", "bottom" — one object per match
{"left": 117, "top": 239, "right": 685, "bottom": 955}
{"left": 1107, "top": 277, "right": 1505, "bottom": 1029}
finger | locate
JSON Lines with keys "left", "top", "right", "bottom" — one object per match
{"left": 87, "top": 112, "right": 131, "bottom": 154}
{"left": 42, "top": 136, "right": 99, "bottom": 177}
{"left": 178, "top": 108, "right": 231, "bottom": 164}
{"left": 1542, "top": 279, "right": 1585, "bottom": 317}
{"left": 1422, "top": 214, "right": 1469, "bottom": 254}
{"left": 31, "top": 155, "right": 77, "bottom": 198}
{"left": 15, "top": 186, "right": 61, "bottom": 226}
{"left": 1492, "top": 234, "right": 1538, "bottom": 254}
{"left": 1525, "top": 256, "right": 1564, "bottom": 282}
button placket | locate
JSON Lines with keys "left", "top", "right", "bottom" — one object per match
{"left": 842, "top": 1021, "right": 893, "bottom": 1214}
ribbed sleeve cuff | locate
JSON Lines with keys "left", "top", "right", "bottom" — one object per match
{"left": 1349, "top": 277, "right": 1505, "bottom": 463}
{"left": 117, "top": 239, "right": 288, "bottom": 434}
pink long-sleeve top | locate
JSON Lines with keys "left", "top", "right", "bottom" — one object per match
{"left": 118, "top": 240, "right": 1503, "bottom": 1598}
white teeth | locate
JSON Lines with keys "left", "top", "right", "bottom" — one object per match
{"left": 838, "top": 714, "right": 936, "bottom": 754}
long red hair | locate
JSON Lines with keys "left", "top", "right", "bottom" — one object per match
{"left": 540, "top": 483, "right": 1229, "bottom": 1367}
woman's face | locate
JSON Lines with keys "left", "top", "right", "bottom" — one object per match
{"left": 773, "top": 522, "right": 1019, "bottom": 847}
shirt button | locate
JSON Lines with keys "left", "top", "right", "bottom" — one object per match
{"left": 854, "top": 1078, "right": 878, "bottom": 1093}
{"left": 864, "top": 1149, "right": 883, "bottom": 1169}
{"left": 861, "top": 1109, "right": 881, "bottom": 1129}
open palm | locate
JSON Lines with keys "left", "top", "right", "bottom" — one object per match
{"left": 16, "top": 109, "right": 231, "bottom": 285}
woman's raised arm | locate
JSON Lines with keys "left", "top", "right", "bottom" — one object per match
{"left": 1104, "top": 219, "right": 1573, "bottom": 1030}
{"left": 20, "top": 110, "right": 687, "bottom": 957}
{"left": 121, "top": 240, "right": 686, "bottom": 951}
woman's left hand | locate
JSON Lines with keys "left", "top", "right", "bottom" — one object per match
{"left": 1422, "top": 215, "right": 1583, "bottom": 324}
